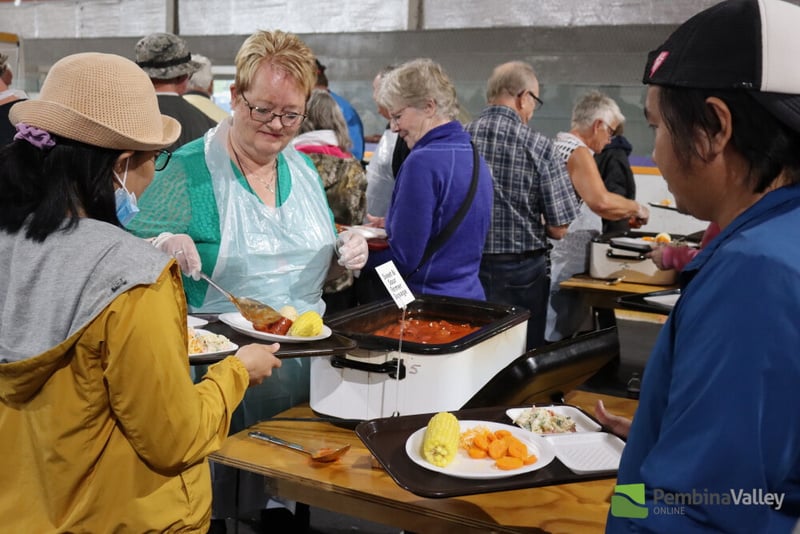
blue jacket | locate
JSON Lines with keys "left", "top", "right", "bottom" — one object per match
{"left": 330, "top": 90, "right": 365, "bottom": 162}
{"left": 367, "top": 121, "right": 493, "bottom": 300}
{"left": 608, "top": 184, "right": 800, "bottom": 533}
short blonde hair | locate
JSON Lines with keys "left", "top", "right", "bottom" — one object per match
{"left": 571, "top": 90, "right": 625, "bottom": 130}
{"left": 376, "top": 58, "right": 459, "bottom": 121}
{"left": 300, "top": 89, "right": 352, "bottom": 150}
{"left": 234, "top": 30, "right": 317, "bottom": 99}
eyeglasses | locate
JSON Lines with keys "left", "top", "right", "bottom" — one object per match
{"left": 601, "top": 121, "right": 617, "bottom": 137}
{"left": 240, "top": 93, "right": 306, "bottom": 127}
{"left": 389, "top": 107, "right": 409, "bottom": 126}
{"left": 154, "top": 149, "right": 171, "bottom": 172}
{"left": 518, "top": 90, "right": 544, "bottom": 111}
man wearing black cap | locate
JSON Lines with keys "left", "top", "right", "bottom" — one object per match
{"left": 606, "top": 0, "right": 800, "bottom": 531}
{"left": 135, "top": 32, "right": 216, "bottom": 151}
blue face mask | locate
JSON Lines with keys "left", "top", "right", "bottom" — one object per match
{"left": 113, "top": 160, "right": 139, "bottom": 227}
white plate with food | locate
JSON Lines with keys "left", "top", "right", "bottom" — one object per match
{"left": 340, "top": 224, "right": 387, "bottom": 240}
{"left": 506, "top": 405, "right": 602, "bottom": 435}
{"left": 188, "top": 328, "right": 238, "bottom": 359}
{"left": 218, "top": 312, "right": 332, "bottom": 343}
{"left": 405, "top": 420, "right": 556, "bottom": 480}
{"left": 187, "top": 315, "right": 208, "bottom": 328}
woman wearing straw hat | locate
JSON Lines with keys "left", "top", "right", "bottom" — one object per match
{"left": 0, "top": 52, "right": 282, "bottom": 532}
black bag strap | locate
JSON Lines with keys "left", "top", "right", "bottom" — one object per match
{"left": 409, "top": 141, "right": 481, "bottom": 276}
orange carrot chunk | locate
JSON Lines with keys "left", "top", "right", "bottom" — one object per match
{"left": 488, "top": 438, "right": 508, "bottom": 459}
{"left": 468, "top": 447, "right": 488, "bottom": 459}
{"left": 473, "top": 433, "right": 490, "bottom": 451}
{"left": 495, "top": 456, "right": 524, "bottom": 470}
{"left": 523, "top": 454, "right": 538, "bottom": 465}
{"left": 506, "top": 439, "right": 528, "bottom": 460}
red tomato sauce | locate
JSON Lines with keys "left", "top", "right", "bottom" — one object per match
{"left": 371, "top": 318, "right": 480, "bottom": 344}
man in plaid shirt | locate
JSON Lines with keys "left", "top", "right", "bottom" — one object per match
{"left": 466, "top": 61, "right": 577, "bottom": 350}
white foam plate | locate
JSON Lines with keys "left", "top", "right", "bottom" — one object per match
{"left": 218, "top": 312, "right": 332, "bottom": 342}
{"left": 187, "top": 315, "right": 208, "bottom": 328}
{"left": 340, "top": 224, "right": 387, "bottom": 240}
{"left": 506, "top": 405, "right": 602, "bottom": 434}
{"left": 188, "top": 328, "right": 238, "bottom": 359}
{"left": 643, "top": 293, "right": 680, "bottom": 309}
{"left": 545, "top": 431, "right": 625, "bottom": 475}
{"left": 405, "top": 420, "right": 556, "bottom": 479}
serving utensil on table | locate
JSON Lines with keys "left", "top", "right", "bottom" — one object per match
{"left": 198, "top": 272, "right": 282, "bottom": 326}
{"left": 248, "top": 431, "right": 350, "bottom": 462}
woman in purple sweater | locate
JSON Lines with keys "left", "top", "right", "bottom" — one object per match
{"left": 363, "top": 58, "right": 493, "bottom": 301}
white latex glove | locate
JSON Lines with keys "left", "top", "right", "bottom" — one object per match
{"left": 336, "top": 230, "right": 368, "bottom": 270}
{"left": 152, "top": 232, "right": 202, "bottom": 280}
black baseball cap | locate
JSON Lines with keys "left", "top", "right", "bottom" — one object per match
{"left": 643, "top": 0, "right": 800, "bottom": 134}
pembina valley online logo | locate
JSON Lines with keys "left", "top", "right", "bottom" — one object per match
{"left": 611, "top": 483, "right": 785, "bottom": 518}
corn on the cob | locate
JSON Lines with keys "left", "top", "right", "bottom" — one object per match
{"left": 421, "top": 412, "right": 460, "bottom": 467}
{"left": 287, "top": 311, "right": 323, "bottom": 337}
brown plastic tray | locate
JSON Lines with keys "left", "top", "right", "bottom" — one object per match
{"left": 189, "top": 315, "right": 357, "bottom": 365}
{"left": 355, "top": 404, "right": 618, "bottom": 499}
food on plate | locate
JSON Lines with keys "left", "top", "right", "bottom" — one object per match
{"left": 641, "top": 233, "right": 672, "bottom": 244}
{"left": 371, "top": 318, "right": 480, "bottom": 344}
{"left": 660, "top": 198, "right": 672, "bottom": 206}
{"left": 287, "top": 310, "right": 324, "bottom": 337}
{"left": 421, "top": 412, "right": 460, "bottom": 467}
{"left": 655, "top": 232, "right": 672, "bottom": 243}
{"left": 513, "top": 407, "right": 577, "bottom": 434}
{"left": 252, "top": 306, "right": 324, "bottom": 337}
{"left": 187, "top": 327, "right": 233, "bottom": 355}
{"left": 253, "top": 316, "right": 293, "bottom": 335}
{"left": 252, "top": 305, "right": 297, "bottom": 335}
{"left": 459, "top": 425, "right": 537, "bottom": 470}
{"left": 279, "top": 305, "right": 299, "bottom": 322}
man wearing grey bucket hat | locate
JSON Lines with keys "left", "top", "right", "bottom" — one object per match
{"left": 0, "top": 52, "right": 282, "bottom": 532}
{"left": 136, "top": 32, "right": 216, "bottom": 150}
{"left": 605, "top": 0, "right": 800, "bottom": 531}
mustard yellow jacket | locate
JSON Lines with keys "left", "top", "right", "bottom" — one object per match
{"left": 0, "top": 251, "right": 249, "bottom": 532}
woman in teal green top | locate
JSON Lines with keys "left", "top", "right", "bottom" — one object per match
{"left": 129, "top": 31, "right": 368, "bottom": 317}
{"left": 127, "top": 30, "right": 369, "bottom": 523}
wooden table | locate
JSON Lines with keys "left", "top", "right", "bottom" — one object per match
{"left": 559, "top": 274, "right": 676, "bottom": 311}
{"left": 210, "top": 390, "right": 638, "bottom": 534}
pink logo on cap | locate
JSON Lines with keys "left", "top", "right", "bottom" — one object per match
{"left": 650, "top": 51, "right": 669, "bottom": 78}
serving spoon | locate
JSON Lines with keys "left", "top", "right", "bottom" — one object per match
{"left": 198, "top": 272, "right": 282, "bottom": 326}
{"left": 248, "top": 431, "right": 350, "bottom": 462}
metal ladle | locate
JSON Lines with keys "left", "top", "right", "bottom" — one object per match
{"left": 197, "top": 272, "right": 282, "bottom": 326}
{"left": 248, "top": 431, "right": 351, "bottom": 462}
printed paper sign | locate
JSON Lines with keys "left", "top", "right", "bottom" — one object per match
{"left": 375, "top": 261, "right": 415, "bottom": 309}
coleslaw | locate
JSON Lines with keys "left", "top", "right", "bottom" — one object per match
{"left": 513, "top": 407, "right": 577, "bottom": 434}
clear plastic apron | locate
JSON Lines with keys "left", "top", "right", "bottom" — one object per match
{"left": 545, "top": 132, "right": 603, "bottom": 341}
{"left": 199, "top": 120, "right": 336, "bottom": 315}
{"left": 545, "top": 201, "right": 602, "bottom": 341}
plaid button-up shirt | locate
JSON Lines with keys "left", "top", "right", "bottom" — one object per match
{"left": 466, "top": 106, "right": 577, "bottom": 254}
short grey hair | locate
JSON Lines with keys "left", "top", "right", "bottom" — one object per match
{"left": 486, "top": 61, "right": 537, "bottom": 102}
{"left": 188, "top": 54, "right": 214, "bottom": 92}
{"left": 571, "top": 90, "right": 625, "bottom": 130}
{"left": 376, "top": 58, "right": 459, "bottom": 121}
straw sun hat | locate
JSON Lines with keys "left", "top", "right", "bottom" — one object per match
{"left": 10, "top": 52, "right": 180, "bottom": 151}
